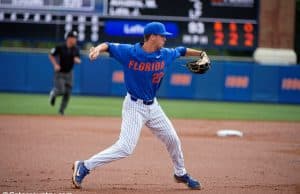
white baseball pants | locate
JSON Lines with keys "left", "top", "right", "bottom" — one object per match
{"left": 84, "top": 93, "right": 187, "bottom": 176}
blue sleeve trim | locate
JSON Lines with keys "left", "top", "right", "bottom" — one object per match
{"left": 104, "top": 42, "right": 110, "bottom": 52}
{"left": 176, "top": 46, "right": 187, "bottom": 56}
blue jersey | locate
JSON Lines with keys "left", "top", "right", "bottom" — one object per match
{"left": 107, "top": 42, "right": 186, "bottom": 101}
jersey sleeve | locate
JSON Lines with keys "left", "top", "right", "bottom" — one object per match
{"left": 75, "top": 47, "right": 80, "bottom": 57}
{"left": 164, "top": 46, "right": 187, "bottom": 62}
{"left": 50, "top": 46, "right": 60, "bottom": 56}
{"left": 106, "top": 43, "right": 132, "bottom": 64}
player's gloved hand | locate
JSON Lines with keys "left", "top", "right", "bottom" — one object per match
{"left": 199, "top": 51, "right": 210, "bottom": 65}
{"left": 186, "top": 51, "right": 211, "bottom": 74}
{"left": 89, "top": 47, "right": 100, "bottom": 61}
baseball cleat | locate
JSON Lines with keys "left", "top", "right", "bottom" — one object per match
{"left": 49, "top": 90, "right": 56, "bottom": 106}
{"left": 72, "top": 161, "right": 89, "bottom": 189}
{"left": 59, "top": 110, "right": 64, "bottom": 116}
{"left": 174, "top": 173, "right": 201, "bottom": 190}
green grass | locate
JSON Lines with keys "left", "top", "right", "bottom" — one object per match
{"left": 0, "top": 92, "right": 300, "bottom": 121}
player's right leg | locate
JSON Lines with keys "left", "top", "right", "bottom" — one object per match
{"left": 59, "top": 92, "right": 69, "bottom": 115}
{"left": 72, "top": 160, "right": 89, "bottom": 189}
{"left": 49, "top": 89, "right": 56, "bottom": 106}
{"left": 49, "top": 72, "right": 64, "bottom": 107}
{"left": 72, "top": 95, "right": 145, "bottom": 188}
{"left": 49, "top": 73, "right": 58, "bottom": 106}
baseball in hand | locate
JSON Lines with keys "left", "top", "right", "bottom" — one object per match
{"left": 89, "top": 47, "right": 99, "bottom": 60}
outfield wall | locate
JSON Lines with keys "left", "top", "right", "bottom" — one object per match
{"left": 0, "top": 51, "right": 300, "bottom": 104}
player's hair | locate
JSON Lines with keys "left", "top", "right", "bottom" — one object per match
{"left": 144, "top": 34, "right": 151, "bottom": 42}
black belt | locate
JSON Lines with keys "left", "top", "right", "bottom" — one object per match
{"left": 130, "top": 95, "right": 154, "bottom": 105}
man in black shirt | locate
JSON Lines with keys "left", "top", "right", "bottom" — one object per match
{"left": 49, "top": 31, "right": 81, "bottom": 115}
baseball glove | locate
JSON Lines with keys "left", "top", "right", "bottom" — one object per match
{"left": 186, "top": 51, "right": 211, "bottom": 74}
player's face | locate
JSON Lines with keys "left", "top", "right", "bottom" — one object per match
{"left": 154, "top": 35, "right": 166, "bottom": 48}
{"left": 67, "top": 37, "right": 77, "bottom": 47}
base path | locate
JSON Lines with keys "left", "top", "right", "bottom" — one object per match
{"left": 0, "top": 115, "right": 299, "bottom": 194}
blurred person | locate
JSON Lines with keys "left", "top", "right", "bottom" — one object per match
{"left": 48, "top": 31, "right": 81, "bottom": 115}
{"left": 72, "top": 22, "right": 210, "bottom": 190}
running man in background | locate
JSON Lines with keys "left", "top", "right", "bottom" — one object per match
{"left": 72, "top": 22, "right": 210, "bottom": 190}
{"left": 49, "top": 31, "right": 81, "bottom": 115}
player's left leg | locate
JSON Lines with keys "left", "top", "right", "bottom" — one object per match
{"left": 145, "top": 103, "right": 186, "bottom": 176}
{"left": 59, "top": 73, "right": 73, "bottom": 115}
{"left": 146, "top": 102, "right": 201, "bottom": 189}
{"left": 49, "top": 72, "right": 64, "bottom": 106}
{"left": 59, "top": 90, "right": 70, "bottom": 115}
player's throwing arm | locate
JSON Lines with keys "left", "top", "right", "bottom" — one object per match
{"left": 89, "top": 43, "right": 108, "bottom": 60}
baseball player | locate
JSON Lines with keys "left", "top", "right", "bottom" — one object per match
{"left": 49, "top": 31, "right": 81, "bottom": 115}
{"left": 72, "top": 22, "right": 210, "bottom": 190}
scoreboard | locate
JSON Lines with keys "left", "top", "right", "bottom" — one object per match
{"left": 0, "top": 0, "right": 259, "bottom": 50}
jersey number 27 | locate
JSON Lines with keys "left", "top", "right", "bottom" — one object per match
{"left": 152, "top": 72, "right": 164, "bottom": 84}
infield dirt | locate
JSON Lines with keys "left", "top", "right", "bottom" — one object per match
{"left": 0, "top": 115, "right": 299, "bottom": 194}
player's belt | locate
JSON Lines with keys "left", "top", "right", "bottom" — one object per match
{"left": 130, "top": 95, "right": 154, "bottom": 105}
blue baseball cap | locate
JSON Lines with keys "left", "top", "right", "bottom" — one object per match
{"left": 143, "top": 22, "right": 172, "bottom": 36}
